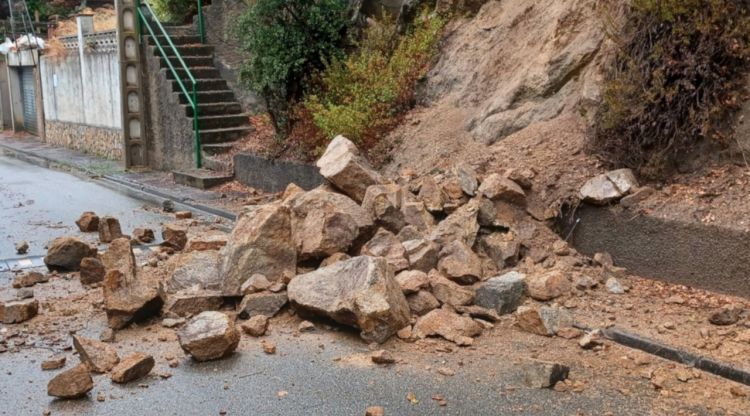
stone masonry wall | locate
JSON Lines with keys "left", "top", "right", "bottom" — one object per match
{"left": 45, "top": 120, "right": 123, "bottom": 160}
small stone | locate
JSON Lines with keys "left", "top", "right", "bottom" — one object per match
{"left": 475, "top": 272, "right": 526, "bottom": 315}
{"left": 406, "top": 290, "right": 441, "bottom": 316}
{"left": 365, "top": 406, "right": 385, "bottom": 416}
{"left": 298, "top": 320, "right": 315, "bottom": 332}
{"left": 268, "top": 282, "right": 286, "bottom": 293}
{"left": 437, "top": 367, "right": 455, "bottom": 376}
{"left": 395, "top": 270, "right": 429, "bottom": 295}
{"left": 44, "top": 237, "right": 96, "bottom": 271}
{"left": 578, "top": 330, "right": 603, "bottom": 349}
{"left": 320, "top": 252, "right": 351, "bottom": 268}
{"left": 371, "top": 350, "right": 395, "bottom": 365}
{"left": 76, "top": 211, "right": 100, "bottom": 232}
{"left": 133, "top": 228, "right": 155, "bottom": 244}
{"left": 397, "top": 326, "right": 412, "bottom": 340}
{"left": 15, "top": 288, "right": 34, "bottom": 300}
{"left": 574, "top": 275, "right": 598, "bottom": 290}
{"left": 97, "top": 391, "right": 106, "bottom": 402}
{"left": 41, "top": 355, "right": 66, "bottom": 371}
{"left": 186, "top": 234, "right": 228, "bottom": 252}
{"left": 360, "top": 229, "right": 409, "bottom": 272}
{"left": 593, "top": 252, "right": 614, "bottom": 267}
{"left": 162, "top": 224, "right": 188, "bottom": 251}
{"left": 516, "top": 305, "right": 574, "bottom": 337}
{"left": 47, "top": 363, "right": 94, "bottom": 399}
{"left": 0, "top": 299, "right": 39, "bottom": 323}
{"left": 664, "top": 295, "right": 685, "bottom": 305}
{"left": 730, "top": 385, "right": 748, "bottom": 397}
{"left": 163, "top": 200, "right": 175, "bottom": 213}
{"left": 455, "top": 163, "right": 478, "bottom": 196}
{"left": 552, "top": 241, "right": 570, "bottom": 256}
{"left": 79, "top": 257, "right": 105, "bottom": 285}
{"left": 240, "top": 274, "right": 272, "bottom": 295}
{"left": 178, "top": 311, "right": 240, "bottom": 361}
{"left": 98, "top": 216, "right": 123, "bottom": 243}
{"left": 412, "top": 308, "right": 483, "bottom": 346}
{"left": 12, "top": 271, "right": 48, "bottom": 288}
{"left": 556, "top": 327, "right": 583, "bottom": 339}
{"left": 522, "top": 359, "right": 570, "bottom": 388}
{"left": 262, "top": 340, "right": 277, "bottom": 355}
{"left": 15, "top": 241, "right": 29, "bottom": 255}
{"left": 709, "top": 306, "right": 743, "bottom": 326}
{"left": 175, "top": 211, "right": 192, "bottom": 219}
{"left": 161, "top": 318, "right": 186, "bottom": 328}
{"left": 99, "top": 328, "right": 116, "bottom": 343}
{"left": 526, "top": 270, "right": 571, "bottom": 301}
{"left": 241, "top": 315, "right": 269, "bottom": 337}
{"left": 606, "top": 277, "right": 625, "bottom": 294}
{"left": 237, "top": 292, "right": 288, "bottom": 319}
{"left": 111, "top": 352, "right": 155, "bottom": 383}
{"left": 73, "top": 335, "right": 120, "bottom": 373}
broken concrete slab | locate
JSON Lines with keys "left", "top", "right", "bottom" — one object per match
{"left": 288, "top": 256, "right": 410, "bottom": 343}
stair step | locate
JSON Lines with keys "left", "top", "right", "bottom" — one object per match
{"left": 178, "top": 90, "right": 236, "bottom": 105}
{"left": 171, "top": 78, "right": 228, "bottom": 92}
{"left": 200, "top": 126, "right": 254, "bottom": 144}
{"left": 195, "top": 113, "right": 251, "bottom": 129}
{"left": 184, "top": 102, "right": 243, "bottom": 117}
{"left": 160, "top": 55, "right": 214, "bottom": 68}
{"left": 202, "top": 155, "right": 233, "bottom": 173}
{"left": 162, "top": 25, "right": 197, "bottom": 37}
{"left": 157, "top": 44, "right": 214, "bottom": 57}
{"left": 173, "top": 169, "right": 233, "bottom": 189}
{"left": 165, "top": 67, "right": 221, "bottom": 80}
{"left": 202, "top": 143, "right": 235, "bottom": 155}
{"left": 148, "top": 34, "right": 203, "bottom": 46}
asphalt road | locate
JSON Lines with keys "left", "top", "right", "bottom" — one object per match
{"left": 0, "top": 154, "right": 174, "bottom": 259}
{"left": 0, "top": 155, "right": 659, "bottom": 415}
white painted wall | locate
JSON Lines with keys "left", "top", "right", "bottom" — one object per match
{"left": 40, "top": 37, "right": 121, "bottom": 130}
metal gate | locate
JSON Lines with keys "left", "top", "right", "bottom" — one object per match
{"left": 20, "top": 67, "right": 37, "bottom": 135}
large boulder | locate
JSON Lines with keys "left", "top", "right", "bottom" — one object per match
{"left": 178, "top": 311, "right": 240, "bottom": 361}
{"left": 288, "top": 256, "right": 410, "bottom": 343}
{"left": 220, "top": 203, "right": 296, "bottom": 296}
{"left": 289, "top": 189, "right": 373, "bottom": 260}
{"left": 316, "top": 135, "right": 384, "bottom": 203}
{"left": 167, "top": 250, "right": 222, "bottom": 293}
{"left": 437, "top": 240, "right": 482, "bottom": 284}
{"left": 429, "top": 199, "right": 480, "bottom": 247}
{"left": 360, "top": 229, "right": 409, "bottom": 272}
{"left": 101, "top": 238, "right": 164, "bottom": 329}
{"left": 361, "top": 184, "right": 407, "bottom": 232}
{"left": 44, "top": 237, "right": 96, "bottom": 271}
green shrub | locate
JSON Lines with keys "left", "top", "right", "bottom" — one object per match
{"left": 150, "top": 0, "right": 197, "bottom": 24}
{"left": 304, "top": 12, "right": 445, "bottom": 152}
{"left": 237, "top": 0, "right": 351, "bottom": 134}
{"left": 592, "top": 0, "right": 750, "bottom": 178}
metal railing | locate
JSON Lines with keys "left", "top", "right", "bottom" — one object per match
{"left": 136, "top": 0, "right": 204, "bottom": 168}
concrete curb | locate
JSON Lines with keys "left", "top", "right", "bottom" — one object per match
{"left": 599, "top": 326, "right": 750, "bottom": 386}
{"left": 0, "top": 141, "right": 237, "bottom": 223}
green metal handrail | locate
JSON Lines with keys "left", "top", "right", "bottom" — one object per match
{"left": 136, "top": 0, "right": 203, "bottom": 168}
{"left": 197, "top": 0, "right": 205, "bottom": 44}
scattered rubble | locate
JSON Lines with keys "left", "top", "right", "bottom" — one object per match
{"left": 111, "top": 352, "right": 155, "bottom": 383}
{"left": 178, "top": 311, "right": 240, "bottom": 361}
{"left": 133, "top": 228, "right": 155, "bottom": 244}
{"left": 41, "top": 355, "right": 66, "bottom": 370}
{"left": 605, "top": 277, "right": 625, "bottom": 294}
{"left": 47, "top": 363, "right": 94, "bottom": 399}
{"left": 241, "top": 315, "right": 269, "bottom": 337}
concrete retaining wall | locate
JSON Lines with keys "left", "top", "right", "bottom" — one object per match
{"left": 234, "top": 152, "right": 324, "bottom": 192}
{"left": 45, "top": 120, "right": 122, "bottom": 160}
{"left": 565, "top": 205, "right": 750, "bottom": 298}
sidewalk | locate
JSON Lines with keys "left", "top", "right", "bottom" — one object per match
{"left": 0, "top": 133, "right": 247, "bottom": 220}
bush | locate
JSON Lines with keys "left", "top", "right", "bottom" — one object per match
{"left": 592, "top": 0, "right": 750, "bottom": 178}
{"left": 150, "top": 0, "right": 197, "bottom": 24}
{"left": 304, "top": 12, "right": 445, "bottom": 153}
{"left": 237, "top": 0, "right": 351, "bottom": 134}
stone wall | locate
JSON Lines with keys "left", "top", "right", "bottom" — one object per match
{"left": 203, "top": 0, "right": 263, "bottom": 112}
{"left": 45, "top": 120, "right": 123, "bottom": 160}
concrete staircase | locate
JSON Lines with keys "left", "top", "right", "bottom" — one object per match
{"left": 146, "top": 25, "right": 252, "bottom": 189}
